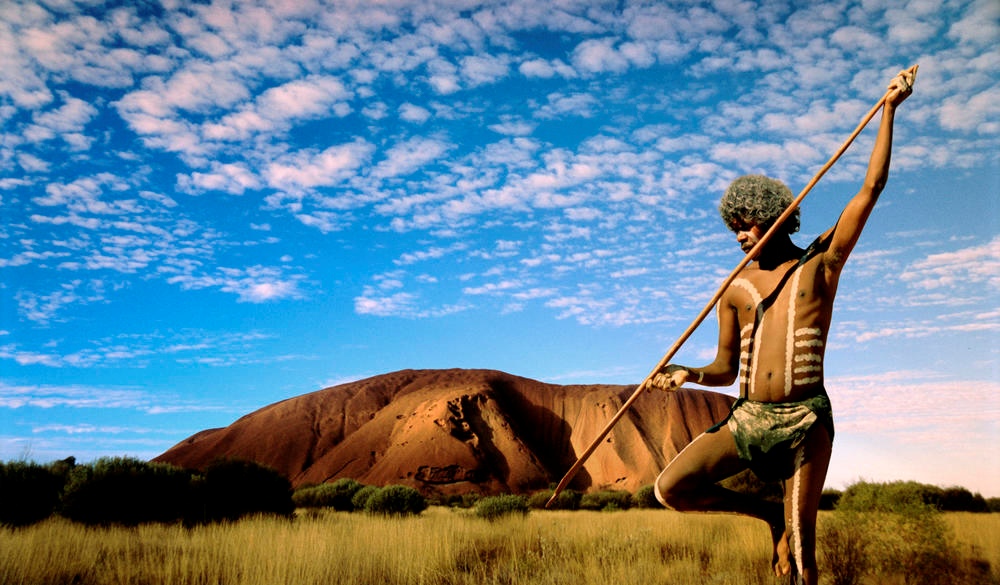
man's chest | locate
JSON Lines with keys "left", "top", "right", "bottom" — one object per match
{"left": 729, "top": 261, "right": 826, "bottom": 326}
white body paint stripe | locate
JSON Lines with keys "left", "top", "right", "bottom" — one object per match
{"left": 794, "top": 365, "right": 822, "bottom": 374}
{"left": 791, "top": 444, "right": 807, "bottom": 580}
{"left": 732, "top": 278, "right": 763, "bottom": 397}
{"left": 785, "top": 268, "right": 803, "bottom": 396}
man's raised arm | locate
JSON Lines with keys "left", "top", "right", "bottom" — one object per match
{"left": 824, "top": 68, "right": 915, "bottom": 270}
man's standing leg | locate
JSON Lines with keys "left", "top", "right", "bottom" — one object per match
{"left": 782, "top": 425, "right": 833, "bottom": 585}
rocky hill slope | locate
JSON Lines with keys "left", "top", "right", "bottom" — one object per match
{"left": 154, "top": 369, "right": 736, "bottom": 495}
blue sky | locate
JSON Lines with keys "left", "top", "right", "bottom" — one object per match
{"left": 1, "top": 0, "right": 998, "bottom": 496}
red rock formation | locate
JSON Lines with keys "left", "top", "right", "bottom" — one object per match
{"left": 154, "top": 369, "right": 735, "bottom": 495}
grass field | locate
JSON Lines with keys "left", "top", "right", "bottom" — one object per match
{"left": 1, "top": 508, "right": 997, "bottom": 585}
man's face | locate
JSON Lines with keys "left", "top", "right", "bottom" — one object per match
{"left": 730, "top": 220, "right": 764, "bottom": 254}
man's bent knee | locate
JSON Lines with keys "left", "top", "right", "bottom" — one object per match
{"left": 654, "top": 472, "right": 694, "bottom": 511}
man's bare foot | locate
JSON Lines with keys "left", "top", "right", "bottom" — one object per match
{"left": 771, "top": 524, "right": 791, "bottom": 577}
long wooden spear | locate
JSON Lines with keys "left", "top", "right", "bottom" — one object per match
{"left": 545, "top": 65, "right": 918, "bottom": 508}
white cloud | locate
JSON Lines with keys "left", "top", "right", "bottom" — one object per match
{"left": 0, "top": 382, "right": 151, "bottom": 409}
{"left": 460, "top": 53, "right": 510, "bottom": 86}
{"left": 947, "top": 0, "right": 1000, "bottom": 46}
{"left": 536, "top": 91, "right": 601, "bottom": 119}
{"left": 354, "top": 289, "right": 418, "bottom": 317}
{"left": 178, "top": 162, "right": 261, "bottom": 195}
{"left": 15, "top": 280, "right": 106, "bottom": 324}
{"left": 399, "top": 102, "right": 431, "bottom": 123}
{"left": 572, "top": 38, "right": 632, "bottom": 74}
{"left": 518, "top": 58, "right": 576, "bottom": 79}
{"left": 488, "top": 117, "right": 536, "bottom": 136}
{"left": 373, "top": 136, "right": 451, "bottom": 179}
{"left": 168, "top": 265, "right": 304, "bottom": 303}
{"left": 23, "top": 93, "right": 98, "bottom": 149}
{"left": 463, "top": 279, "right": 521, "bottom": 295}
{"left": 900, "top": 236, "right": 1000, "bottom": 290}
{"left": 394, "top": 242, "right": 466, "bottom": 266}
{"left": 828, "top": 370, "right": 1000, "bottom": 442}
{"left": 265, "top": 140, "right": 374, "bottom": 190}
{"left": 938, "top": 85, "right": 1000, "bottom": 133}
{"left": 202, "top": 75, "right": 352, "bottom": 141}
{"left": 829, "top": 25, "right": 883, "bottom": 52}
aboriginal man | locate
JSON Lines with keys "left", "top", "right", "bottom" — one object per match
{"left": 641, "top": 69, "right": 914, "bottom": 585}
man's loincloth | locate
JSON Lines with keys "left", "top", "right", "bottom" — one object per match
{"left": 708, "top": 393, "right": 834, "bottom": 482}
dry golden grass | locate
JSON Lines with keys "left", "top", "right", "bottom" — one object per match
{"left": 0, "top": 508, "right": 996, "bottom": 585}
{"left": 946, "top": 512, "right": 1000, "bottom": 572}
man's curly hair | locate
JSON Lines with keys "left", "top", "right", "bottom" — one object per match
{"left": 719, "top": 174, "right": 800, "bottom": 234}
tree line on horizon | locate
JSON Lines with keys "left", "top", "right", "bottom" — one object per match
{"left": 1, "top": 456, "right": 997, "bottom": 528}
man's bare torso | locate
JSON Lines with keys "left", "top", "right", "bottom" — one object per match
{"left": 725, "top": 244, "right": 837, "bottom": 403}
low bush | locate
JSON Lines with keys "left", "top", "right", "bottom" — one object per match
{"left": 351, "top": 485, "right": 379, "bottom": 510}
{"left": 61, "top": 457, "right": 193, "bottom": 526}
{"left": 818, "top": 511, "right": 870, "bottom": 585}
{"left": 819, "top": 488, "right": 842, "bottom": 510}
{"left": 438, "top": 492, "right": 481, "bottom": 508}
{"left": 632, "top": 484, "right": 661, "bottom": 509}
{"left": 938, "top": 486, "right": 989, "bottom": 512}
{"left": 527, "top": 489, "right": 580, "bottom": 510}
{"left": 821, "top": 480, "right": 995, "bottom": 585}
{"left": 364, "top": 485, "right": 427, "bottom": 516}
{"left": 474, "top": 495, "right": 528, "bottom": 521}
{"left": 580, "top": 490, "right": 632, "bottom": 511}
{"left": 0, "top": 460, "right": 69, "bottom": 526}
{"left": 196, "top": 458, "right": 294, "bottom": 523}
{"left": 837, "top": 480, "right": 989, "bottom": 514}
{"left": 293, "top": 478, "right": 365, "bottom": 511}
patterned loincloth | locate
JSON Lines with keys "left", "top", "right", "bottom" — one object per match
{"left": 709, "top": 393, "right": 834, "bottom": 482}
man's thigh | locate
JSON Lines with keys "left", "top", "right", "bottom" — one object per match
{"left": 659, "top": 425, "right": 746, "bottom": 489}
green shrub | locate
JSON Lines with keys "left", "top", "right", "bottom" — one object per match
{"left": 823, "top": 481, "right": 993, "bottom": 585}
{"left": 474, "top": 495, "right": 528, "bottom": 521}
{"left": 838, "top": 480, "right": 939, "bottom": 514}
{"left": 61, "top": 457, "right": 193, "bottom": 525}
{"left": 429, "top": 492, "right": 481, "bottom": 508}
{"left": 632, "top": 485, "right": 661, "bottom": 509}
{"left": 292, "top": 483, "right": 337, "bottom": 509}
{"left": 527, "top": 489, "right": 580, "bottom": 510}
{"left": 196, "top": 458, "right": 293, "bottom": 522}
{"left": 351, "top": 485, "right": 379, "bottom": 511}
{"left": 446, "top": 493, "right": 482, "bottom": 508}
{"left": 818, "top": 511, "right": 869, "bottom": 585}
{"left": 938, "top": 486, "right": 988, "bottom": 512}
{"left": 580, "top": 490, "right": 632, "bottom": 511}
{"left": 819, "top": 488, "right": 841, "bottom": 510}
{"left": 836, "top": 480, "right": 988, "bottom": 514}
{"left": 364, "top": 485, "right": 427, "bottom": 516}
{"left": 293, "top": 478, "right": 365, "bottom": 511}
{"left": 0, "top": 460, "right": 68, "bottom": 526}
